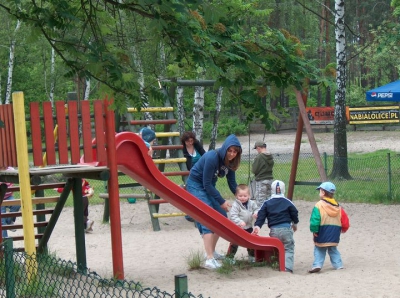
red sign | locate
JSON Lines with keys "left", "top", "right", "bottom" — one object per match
{"left": 305, "top": 107, "right": 335, "bottom": 125}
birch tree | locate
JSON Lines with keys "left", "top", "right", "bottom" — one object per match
{"left": 208, "top": 87, "right": 223, "bottom": 150}
{"left": 49, "top": 47, "right": 56, "bottom": 106}
{"left": 330, "top": 0, "right": 351, "bottom": 179}
{"left": 5, "top": 20, "right": 21, "bottom": 104}
{"left": 176, "top": 85, "right": 185, "bottom": 135}
{"left": 84, "top": 78, "right": 90, "bottom": 100}
{"left": 131, "top": 43, "right": 152, "bottom": 121}
{"left": 192, "top": 85, "right": 205, "bottom": 143}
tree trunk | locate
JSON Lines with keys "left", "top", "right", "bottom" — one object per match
{"left": 193, "top": 86, "right": 205, "bottom": 143}
{"left": 209, "top": 87, "right": 223, "bottom": 150}
{"left": 176, "top": 85, "right": 185, "bottom": 135}
{"left": 131, "top": 44, "right": 152, "bottom": 122}
{"left": 84, "top": 78, "right": 90, "bottom": 100}
{"left": 330, "top": 0, "right": 351, "bottom": 180}
{"left": 5, "top": 20, "right": 21, "bottom": 104}
{"left": 49, "top": 47, "right": 56, "bottom": 107}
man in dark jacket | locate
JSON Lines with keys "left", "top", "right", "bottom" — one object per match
{"left": 251, "top": 141, "right": 274, "bottom": 207}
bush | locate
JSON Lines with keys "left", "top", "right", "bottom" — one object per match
{"left": 202, "top": 118, "right": 248, "bottom": 139}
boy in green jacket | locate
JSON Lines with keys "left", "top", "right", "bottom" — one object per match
{"left": 308, "top": 182, "right": 350, "bottom": 273}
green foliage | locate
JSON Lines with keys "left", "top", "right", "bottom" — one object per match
{"left": 202, "top": 118, "right": 248, "bottom": 140}
{"left": 0, "top": 0, "right": 316, "bottom": 127}
{"left": 347, "top": 84, "right": 370, "bottom": 107}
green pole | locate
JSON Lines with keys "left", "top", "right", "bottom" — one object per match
{"left": 175, "top": 274, "right": 188, "bottom": 298}
{"left": 102, "top": 180, "right": 110, "bottom": 223}
{"left": 72, "top": 178, "right": 87, "bottom": 273}
{"left": 387, "top": 152, "right": 392, "bottom": 199}
{"left": 323, "top": 152, "right": 327, "bottom": 177}
{"left": 4, "top": 238, "right": 16, "bottom": 298}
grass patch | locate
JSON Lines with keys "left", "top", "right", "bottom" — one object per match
{"left": 215, "top": 256, "right": 272, "bottom": 275}
{"left": 186, "top": 250, "right": 203, "bottom": 270}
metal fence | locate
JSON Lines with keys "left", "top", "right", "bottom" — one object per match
{"left": 94, "top": 150, "right": 400, "bottom": 204}
{"left": 236, "top": 151, "right": 400, "bottom": 203}
{"left": 0, "top": 239, "right": 204, "bottom": 298}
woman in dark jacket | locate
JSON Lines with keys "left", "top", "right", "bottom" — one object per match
{"left": 181, "top": 131, "right": 206, "bottom": 170}
{"left": 181, "top": 131, "right": 206, "bottom": 223}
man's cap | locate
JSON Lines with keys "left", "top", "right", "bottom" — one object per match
{"left": 316, "top": 181, "right": 336, "bottom": 193}
{"left": 271, "top": 180, "right": 285, "bottom": 197}
{"left": 253, "top": 141, "right": 266, "bottom": 149}
{"left": 140, "top": 127, "right": 156, "bottom": 143}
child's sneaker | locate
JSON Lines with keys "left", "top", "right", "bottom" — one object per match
{"left": 85, "top": 220, "right": 94, "bottom": 233}
{"left": 203, "top": 251, "right": 225, "bottom": 260}
{"left": 204, "top": 258, "right": 221, "bottom": 269}
{"left": 213, "top": 251, "right": 225, "bottom": 260}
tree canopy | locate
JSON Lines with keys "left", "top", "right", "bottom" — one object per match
{"left": 0, "top": 0, "right": 316, "bottom": 127}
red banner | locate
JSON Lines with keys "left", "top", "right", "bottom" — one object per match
{"left": 306, "top": 107, "right": 335, "bottom": 125}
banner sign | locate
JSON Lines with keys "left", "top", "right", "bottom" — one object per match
{"left": 348, "top": 106, "right": 400, "bottom": 124}
{"left": 305, "top": 107, "right": 335, "bottom": 125}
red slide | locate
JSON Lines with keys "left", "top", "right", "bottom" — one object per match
{"left": 114, "top": 132, "right": 285, "bottom": 271}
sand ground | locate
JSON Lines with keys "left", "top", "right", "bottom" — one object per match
{"left": 47, "top": 130, "right": 400, "bottom": 298}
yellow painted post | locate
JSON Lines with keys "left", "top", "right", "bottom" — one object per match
{"left": 12, "top": 91, "right": 37, "bottom": 279}
{"left": 155, "top": 132, "right": 180, "bottom": 138}
{"left": 153, "top": 158, "right": 187, "bottom": 164}
{"left": 127, "top": 107, "right": 174, "bottom": 113}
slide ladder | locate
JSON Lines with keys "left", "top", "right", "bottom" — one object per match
{"left": 122, "top": 105, "right": 189, "bottom": 231}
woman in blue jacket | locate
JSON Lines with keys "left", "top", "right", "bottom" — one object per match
{"left": 186, "top": 134, "right": 242, "bottom": 269}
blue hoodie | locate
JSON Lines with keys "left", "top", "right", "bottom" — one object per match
{"left": 188, "top": 134, "right": 241, "bottom": 205}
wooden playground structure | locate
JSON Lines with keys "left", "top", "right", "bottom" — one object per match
{"left": 0, "top": 86, "right": 325, "bottom": 279}
{"left": 0, "top": 92, "right": 125, "bottom": 278}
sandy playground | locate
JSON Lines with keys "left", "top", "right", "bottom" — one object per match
{"left": 43, "top": 130, "right": 400, "bottom": 298}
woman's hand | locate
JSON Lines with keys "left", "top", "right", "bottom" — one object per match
{"left": 220, "top": 201, "right": 231, "bottom": 212}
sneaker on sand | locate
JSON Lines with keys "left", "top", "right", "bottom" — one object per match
{"left": 204, "top": 251, "right": 225, "bottom": 260}
{"left": 85, "top": 220, "right": 94, "bottom": 233}
{"left": 248, "top": 256, "right": 256, "bottom": 263}
{"left": 204, "top": 258, "right": 221, "bottom": 269}
{"left": 213, "top": 251, "right": 225, "bottom": 260}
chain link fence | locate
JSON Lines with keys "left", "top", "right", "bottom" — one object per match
{"left": 86, "top": 150, "right": 400, "bottom": 204}
{"left": 0, "top": 239, "right": 205, "bottom": 298}
{"left": 237, "top": 151, "right": 400, "bottom": 203}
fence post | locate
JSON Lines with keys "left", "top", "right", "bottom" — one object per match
{"left": 323, "top": 152, "right": 327, "bottom": 177}
{"left": 175, "top": 274, "right": 188, "bottom": 298}
{"left": 387, "top": 153, "right": 392, "bottom": 199}
{"left": 4, "top": 238, "right": 16, "bottom": 298}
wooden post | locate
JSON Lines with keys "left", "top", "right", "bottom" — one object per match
{"left": 295, "top": 91, "right": 327, "bottom": 181}
{"left": 104, "top": 99, "right": 124, "bottom": 280}
{"left": 12, "top": 91, "right": 37, "bottom": 279}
